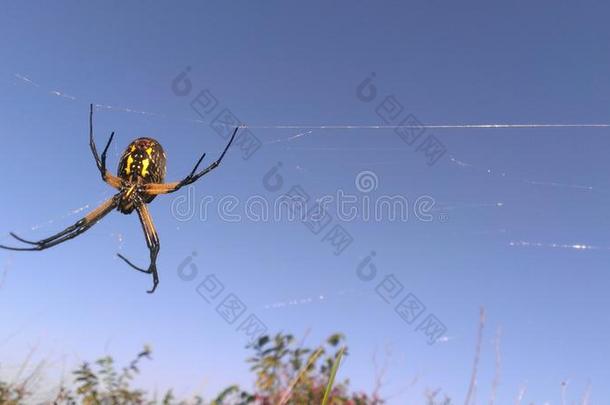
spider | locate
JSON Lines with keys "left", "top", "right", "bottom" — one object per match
{"left": 0, "top": 104, "right": 238, "bottom": 293}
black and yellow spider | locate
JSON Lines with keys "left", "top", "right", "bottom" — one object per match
{"left": 0, "top": 104, "right": 238, "bottom": 293}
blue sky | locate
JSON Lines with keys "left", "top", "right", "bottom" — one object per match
{"left": 0, "top": 1, "right": 609, "bottom": 403}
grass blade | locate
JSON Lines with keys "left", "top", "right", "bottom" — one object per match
{"left": 278, "top": 347, "right": 324, "bottom": 405}
{"left": 321, "top": 346, "right": 346, "bottom": 405}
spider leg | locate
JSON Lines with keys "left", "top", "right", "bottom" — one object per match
{"left": 143, "top": 127, "right": 239, "bottom": 195}
{"left": 100, "top": 131, "right": 115, "bottom": 175}
{"left": 116, "top": 254, "right": 150, "bottom": 273}
{"left": 178, "top": 126, "right": 239, "bottom": 187}
{"left": 0, "top": 196, "right": 118, "bottom": 251}
{"left": 89, "top": 104, "right": 121, "bottom": 188}
{"left": 9, "top": 225, "right": 80, "bottom": 245}
{"left": 117, "top": 204, "right": 160, "bottom": 294}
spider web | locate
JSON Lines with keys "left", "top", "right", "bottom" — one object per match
{"left": 6, "top": 71, "right": 609, "bottom": 256}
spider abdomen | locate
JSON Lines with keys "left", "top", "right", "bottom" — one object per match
{"left": 117, "top": 138, "right": 167, "bottom": 213}
{"left": 118, "top": 138, "right": 167, "bottom": 185}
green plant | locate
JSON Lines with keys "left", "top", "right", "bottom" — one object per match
{"left": 0, "top": 333, "right": 384, "bottom": 404}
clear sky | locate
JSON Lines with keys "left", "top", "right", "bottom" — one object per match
{"left": 0, "top": 1, "right": 609, "bottom": 403}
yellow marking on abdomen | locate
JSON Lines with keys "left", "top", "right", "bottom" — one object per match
{"left": 146, "top": 147, "right": 153, "bottom": 158}
{"left": 141, "top": 158, "right": 150, "bottom": 177}
{"left": 125, "top": 155, "right": 134, "bottom": 174}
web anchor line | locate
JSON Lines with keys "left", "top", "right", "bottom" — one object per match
{"left": 238, "top": 123, "right": 610, "bottom": 130}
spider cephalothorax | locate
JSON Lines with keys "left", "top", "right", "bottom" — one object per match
{"left": 0, "top": 104, "right": 238, "bottom": 293}
{"left": 117, "top": 138, "right": 167, "bottom": 214}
